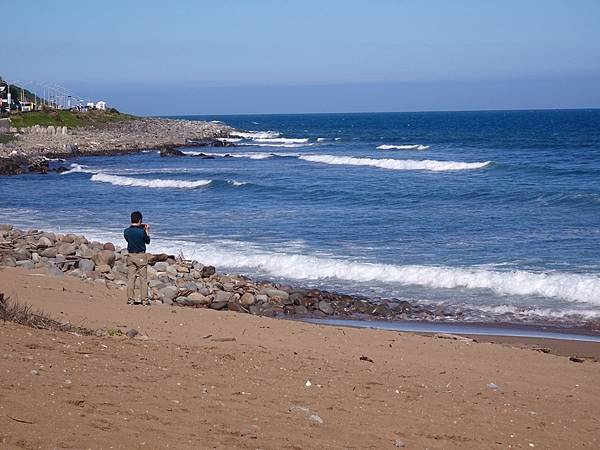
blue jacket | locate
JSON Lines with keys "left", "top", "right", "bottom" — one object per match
{"left": 124, "top": 225, "right": 150, "bottom": 253}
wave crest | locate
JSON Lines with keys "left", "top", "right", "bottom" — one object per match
{"left": 299, "top": 155, "right": 492, "bottom": 172}
{"left": 91, "top": 173, "right": 212, "bottom": 189}
{"left": 377, "top": 144, "right": 430, "bottom": 150}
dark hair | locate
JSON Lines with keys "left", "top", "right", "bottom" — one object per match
{"left": 131, "top": 211, "right": 143, "bottom": 224}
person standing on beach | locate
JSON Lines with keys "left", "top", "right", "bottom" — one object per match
{"left": 124, "top": 211, "right": 151, "bottom": 305}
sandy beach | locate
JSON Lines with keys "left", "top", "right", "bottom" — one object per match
{"left": 1, "top": 266, "right": 599, "bottom": 449}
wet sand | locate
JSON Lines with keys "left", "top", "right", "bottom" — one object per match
{"left": 1, "top": 267, "right": 599, "bottom": 449}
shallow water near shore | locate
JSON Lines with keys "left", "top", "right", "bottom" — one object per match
{"left": 303, "top": 318, "right": 600, "bottom": 342}
{"left": 1, "top": 110, "right": 600, "bottom": 325}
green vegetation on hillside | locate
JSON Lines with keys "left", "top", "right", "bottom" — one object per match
{"left": 8, "top": 109, "right": 137, "bottom": 129}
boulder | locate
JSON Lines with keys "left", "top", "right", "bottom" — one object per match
{"left": 158, "top": 286, "right": 178, "bottom": 303}
{"left": 103, "top": 242, "right": 116, "bottom": 251}
{"left": 95, "top": 264, "right": 111, "bottom": 274}
{"left": 262, "top": 288, "right": 290, "bottom": 300}
{"left": 78, "top": 259, "right": 95, "bottom": 273}
{"left": 201, "top": 265, "right": 216, "bottom": 278}
{"left": 240, "top": 293, "right": 256, "bottom": 306}
{"left": 318, "top": 301, "right": 334, "bottom": 315}
{"left": 159, "top": 148, "right": 185, "bottom": 157}
{"left": 213, "top": 290, "right": 233, "bottom": 303}
{"left": 77, "top": 244, "right": 95, "bottom": 259}
{"left": 92, "top": 250, "right": 116, "bottom": 267}
{"left": 153, "top": 261, "right": 169, "bottom": 272}
{"left": 16, "top": 260, "right": 34, "bottom": 270}
{"left": 37, "top": 236, "right": 53, "bottom": 248}
{"left": 57, "top": 243, "right": 77, "bottom": 256}
{"left": 186, "top": 292, "right": 211, "bottom": 305}
{"left": 209, "top": 301, "right": 228, "bottom": 310}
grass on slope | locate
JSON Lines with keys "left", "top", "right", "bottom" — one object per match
{"left": 9, "top": 110, "right": 136, "bottom": 129}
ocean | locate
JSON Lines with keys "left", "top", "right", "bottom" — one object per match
{"left": 2, "top": 110, "right": 599, "bottom": 324}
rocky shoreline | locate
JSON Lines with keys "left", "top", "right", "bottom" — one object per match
{"left": 0, "top": 117, "right": 233, "bottom": 175}
{"left": 1, "top": 224, "right": 599, "bottom": 332}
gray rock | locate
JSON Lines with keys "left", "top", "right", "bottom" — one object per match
{"left": 213, "top": 290, "right": 233, "bottom": 303}
{"left": 186, "top": 292, "right": 211, "bottom": 305}
{"left": 255, "top": 294, "right": 268, "bottom": 303}
{"left": 16, "top": 260, "right": 34, "bottom": 270}
{"left": 394, "top": 438, "right": 407, "bottom": 448}
{"left": 148, "top": 279, "right": 165, "bottom": 289}
{"left": 37, "top": 236, "right": 53, "bottom": 248}
{"left": 57, "top": 243, "right": 77, "bottom": 256}
{"left": 294, "top": 305, "right": 308, "bottom": 315}
{"left": 158, "top": 285, "right": 178, "bottom": 303}
{"left": 263, "top": 289, "right": 290, "bottom": 301}
{"left": 92, "top": 250, "right": 115, "bottom": 267}
{"left": 47, "top": 264, "right": 64, "bottom": 277}
{"left": 209, "top": 301, "right": 228, "bottom": 310}
{"left": 153, "top": 261, "right": 169, "bottom": 272}
{"left": 201, "top": 265, "right": 216, "bottom": 277}
{"left": 77, "top": 244, "right": 95, "bottom": 259}
{"left": 318, "top": 301, "right": 334, "bottom": 315}
{"left": 95, "top": 264, "right": 111, "bottom": 274}
{"left": 78, "top": 259, "right": 95, "bottom": 273}
{"left": 240, "top": 293, "right": 256, "bottom": 306}
{"left": 1, "top": 256, "right": 17, "bottom": 267}
{"left": 126, "top": 329, "right": 139, "bottom": 338}
{"left": 41, "top": 247, "right": 57, "bottom": 258}
{"left": 13, "top": 249, "right": 31, "bottom": 261}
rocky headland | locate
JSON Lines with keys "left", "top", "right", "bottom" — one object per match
{"left": 0, "top": 117, "right": 234, "bottom": 175}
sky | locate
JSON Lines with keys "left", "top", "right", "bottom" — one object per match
{"left": 4, "top": 0, "right": 600, "bottom": 115}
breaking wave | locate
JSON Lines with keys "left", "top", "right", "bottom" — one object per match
{"left": 254, "top": 137, "right": 309, "bottom": 144}
{"left": 230, "top": 130, "right": 280, "bottom": 139}
{"left": 377, "top": 144, "right": 430, "bottom": 151}
{"left": 140, "top": 238, "right": 600, "bottom": 306}
{"left": 299, "top": 155, "right": 492, "bottom": 172}
{"left": 60, "top": 163, "right": 96, "bottom": 175}
{"left": 90, "top": 173, "right": 212, "bottom": 189}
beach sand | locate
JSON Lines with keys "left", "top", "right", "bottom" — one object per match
{"left": 1, "top": 266, "right": 599, "bottom": 449}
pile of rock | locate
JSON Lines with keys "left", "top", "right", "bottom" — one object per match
{"left": 0, "top": 224, "right": 440, "bottom": 321}
{"left": 0, "top": 117, "right": 234, "bottom": 165}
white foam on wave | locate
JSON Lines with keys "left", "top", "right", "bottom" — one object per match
{"left": 377, "top": 144, "right": 430, "bottom": 151}
{"left": 253, "top": 137, "right": 309, "bottom": 144}
{"left": 299, "top": 154, "right": 492, "bottom": 172}
{"left": 90, "top": 173, "right": 212, "bottom": 189}
{"left": 60, "top": 163, "right": 96, "bottom": 175}
{"left": 472, "top": 304, "right": 600, "bottom": 319}
{"left": 218, "top": 137, "right": 243, "bottom": 143}
{"left": 316, "top": 137, "right": 328, "bottom": 142}
{"left": 228, "top": 180, "right": 247, "bottom": 187}
{"left": 141, "top": 239, "right": 600, "bottom": 305}
{"left": 245, "top": 142, "right": 311, "bottom": 148}
{"left": 230, "top": 130, "right": 280, "bottom": 139}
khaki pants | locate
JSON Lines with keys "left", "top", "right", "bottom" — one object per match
{"left": 127, "top": 253, "right": 148, "bottom": 302}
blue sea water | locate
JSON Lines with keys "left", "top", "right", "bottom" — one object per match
{"left": 1, "top": 110, "right": 599, "bottom": 322}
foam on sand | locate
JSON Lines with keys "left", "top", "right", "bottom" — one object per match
{"left": 377, "top": 144, "right": 430, "bottom": 150}
{"left": 90, "top": 173, "right": 212, "bottom": 189}
{"left": 299, "top": 155, "right": 492, "bottom": 172}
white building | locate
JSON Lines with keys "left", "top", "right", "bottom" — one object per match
{"left": 95, "top": 101, "right": 107, "bottom": 111}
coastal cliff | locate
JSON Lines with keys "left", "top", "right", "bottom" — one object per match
{"left": 0, "top": 114, "right": 233, "bottom": 175}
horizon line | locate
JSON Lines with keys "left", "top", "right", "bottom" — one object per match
{"left": 156, "top": 106, "right": 600, "bottom": 118}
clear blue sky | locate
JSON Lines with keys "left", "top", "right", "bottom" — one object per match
{"left": 5, "top": 0, "right": 600, "bottom": 115}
